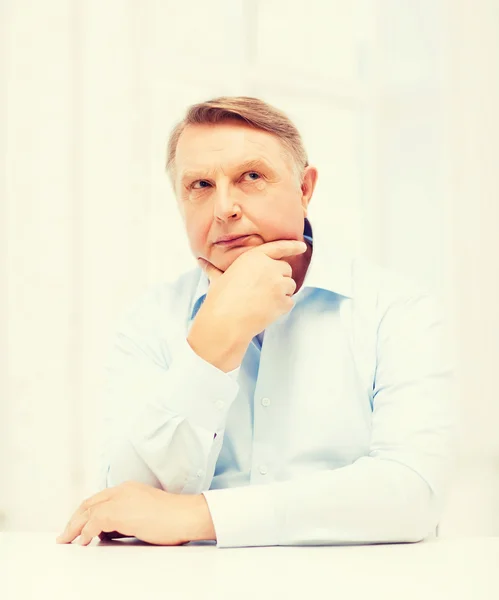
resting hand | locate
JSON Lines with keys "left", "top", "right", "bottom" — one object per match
{"left": 55, "top": 480, "right": 214, "bottom": 546}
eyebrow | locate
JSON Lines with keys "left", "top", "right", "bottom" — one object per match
{"left": 180, "top": 158, "right": 275, "bottom": 183}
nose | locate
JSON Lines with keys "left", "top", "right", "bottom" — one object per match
{"left": 213, "top": 188, "right": 241, "bottom": 222}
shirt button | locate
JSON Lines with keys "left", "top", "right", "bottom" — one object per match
{"left": 261, "top": 397, "right": 271, "bottom": 407}
{"left": 196, "top": 469, "right": 204, "bottom": 478}
{"left": 259, "top": 465, "right": 268, "bottom": 475}
{"left": 215, "top": 400, "right": 224, "bottom": 410}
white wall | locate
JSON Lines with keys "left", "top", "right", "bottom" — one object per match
{"left": 439, "top": 0, "right": 499, "bottom": 535}
{"left": 1, "top": 0, "right": 498, "bottom": 535}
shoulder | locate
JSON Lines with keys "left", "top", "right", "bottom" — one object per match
{"left": 345, "top": 256, "right": 448, "bottom": 346}
{"left": 113, "top": 267, "right": 200, "bottom": 336}
{"left": 350, "top": 255, "right": 433, "bottom": 317}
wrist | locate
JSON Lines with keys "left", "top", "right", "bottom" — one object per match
{"left": 187, "top": 314, "right": 250, "bottom": 372}
{"left": 187, "top": 494, "right": 216, "bottom": 542}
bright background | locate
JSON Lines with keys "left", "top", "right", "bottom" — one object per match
{"left": 1, "top": 0, "right": 498, "bottom": 535}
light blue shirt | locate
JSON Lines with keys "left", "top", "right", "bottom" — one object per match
{"left": 99, "top": 217, "right": 456, "bottom": 548}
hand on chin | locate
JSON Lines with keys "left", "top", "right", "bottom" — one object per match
{"left": 211, "top": 244, "right": 254, "bottom": 272}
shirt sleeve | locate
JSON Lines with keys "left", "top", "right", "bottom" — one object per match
{"left": 202, "top": 291, "right": 457, "bottom": 548}
{"left": 98, "top": 288, "right": 241, "bottom": 495}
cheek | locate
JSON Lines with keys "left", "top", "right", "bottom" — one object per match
{"left": 185, "top": 217, "right": 211, "bottom": 254}
{"left": 263, "top": 223, "right": 300, "bottom": 242}
{"left": 257, "top": 203, "right": 303, "bottom": 240}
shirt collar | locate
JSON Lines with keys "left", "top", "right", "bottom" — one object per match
{"left": 189, "top": 217, "right": 353, "bottom": 320}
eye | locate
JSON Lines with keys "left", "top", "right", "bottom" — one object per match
{"left": 191, "top": 180, "right": 211, "bottom": 190}
{"left": 243, "top": 171, "right": 262, "bottom": 181}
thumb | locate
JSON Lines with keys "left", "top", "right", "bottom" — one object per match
{"left": 197, "top": 257, "right": 223, "bottom": 282}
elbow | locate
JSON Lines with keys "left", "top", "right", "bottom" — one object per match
{"left": 390, "top": 489, "right": 440, "bottom": 543}
{"left": 399, "top": 517, "right": 436, "bottom": 543}
{"left": 375, "top": 505, "right": 436, "bottom": 544}
{"left": 376, "top": 469, "right": 441, "bottom": 543}
{"left": 377, "top": 458, "right": 445, "bottom": 543}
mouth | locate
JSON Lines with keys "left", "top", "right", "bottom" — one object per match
{"left": 214, "top": 235, "right": 252, "bottom": 248}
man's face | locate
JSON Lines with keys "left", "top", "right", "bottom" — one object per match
{"left": 174, "top": 119, "right": 314, "bottom": 272}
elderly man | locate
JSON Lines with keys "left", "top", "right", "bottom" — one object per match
{"left": 56, "top": 96, "right": 455, "bottom": 548}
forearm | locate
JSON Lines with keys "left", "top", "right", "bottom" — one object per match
{"left": 202, "top": 457, "right": 448, "bottom": 548}
{"left": 187, "top": 311, "right": 251, "bottom": 373}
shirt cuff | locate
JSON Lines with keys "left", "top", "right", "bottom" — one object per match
{"left": 202, "top": 483, "right": 282, "bottom": 548}
{"left": 158, "top": 336, "right": 241, "bottom": 432}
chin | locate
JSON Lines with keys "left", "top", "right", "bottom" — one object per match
{"left": 215, "top": 245, "right": 253, "bottom": 269}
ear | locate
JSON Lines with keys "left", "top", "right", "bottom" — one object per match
{"left": 300, "top": 166, "right": 318, "bottom": 217}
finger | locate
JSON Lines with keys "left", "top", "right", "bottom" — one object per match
{"left": 56, "top": 488, "right": 114, "bottom": 543}
{"left": 256, "top": 240, "right": 307, "bottom": 260}
{"left": 78, "top": 507, "right": 112, "bottom": 546}
{"left": 282, "top": 277, "right": 297, "bottom": 296}
{"left": 278, "top": 260, "right": 293, "bottom": 278}
{"left": 198, "top": 257, "right": 223, "bottom": 282}
{"left": 56, "top": 508, "right": 91, "bottom": 544}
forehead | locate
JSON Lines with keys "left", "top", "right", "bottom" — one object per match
{"left": 175, "top": 121, "right": 290, "bottom": 175}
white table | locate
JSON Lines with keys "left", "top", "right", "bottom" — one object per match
{"left": 1, "top": 532, "right": 498, "bottom": 600}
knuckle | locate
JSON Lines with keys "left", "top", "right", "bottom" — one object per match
{"left": 81, "top": 497, "right": 92, "bottom": 510}
{"left": 273, "top": 282, "right": 284, "bottom": 298}
{"left": 89, "top": 507, "right": 104, "bottom": 526}
{"left": 101, "top": 513, "right": 113, "bottom": 530}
